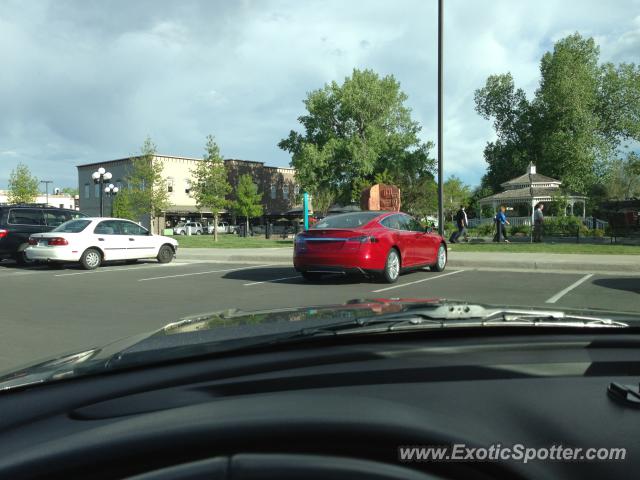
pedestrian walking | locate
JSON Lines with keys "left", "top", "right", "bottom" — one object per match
{"left": 533, "top": 203, "right": 544, "bottom": 242}
{"left": 494, "top": 206, "right": 510, "bottom": 243}
{"left": 449, "top": 205, "right": 468, "bottom": 244}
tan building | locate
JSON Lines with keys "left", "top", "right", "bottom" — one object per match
{"left": 0, "top": 190, "right": 78, "bottom": 210}
{"left": 77, "top": 155, "right": 300, "bottom": 230}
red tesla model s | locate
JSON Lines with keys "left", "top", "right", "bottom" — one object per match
{"left": 294, "top": 211, "right": 447, "bottom": 283}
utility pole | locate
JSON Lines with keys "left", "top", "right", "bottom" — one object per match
{"left": 40, "top": 180, "right": 52, "bottom": 206}
{"left": 437, "top": 0, "right": 445, "bottom": 236}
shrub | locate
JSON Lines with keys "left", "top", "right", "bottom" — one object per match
{"left": 543, "top": 216, "right": 582, "bottom": 235}
{"left": 474, "top": 223, "right": 495, "bottom": 236}
{"left": 593, "top": 228, "right": 605, "bottom": 238}
{"left": 510, "top": 224, "right": 531, "bottom": 236}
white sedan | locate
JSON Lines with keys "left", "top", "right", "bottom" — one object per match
{"left": 25, "top": 217, "right": 179, "bottom": 270}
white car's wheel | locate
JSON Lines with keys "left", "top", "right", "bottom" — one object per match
{"left": 157, "top": 244, "right": 174, "bottom": 264}
{"left": 80, "top": 248, "right": 102, "bottom": 270}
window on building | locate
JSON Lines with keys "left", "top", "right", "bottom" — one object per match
{"left": 84, "top": 184, "right": 90, "bottom": 199}
{"left": 283, "top": 184, "right": 289, "bottom": 200}
{"left": 185, "top": 179, "right": 191, "bottom": 195}
{"left": 94, "top": 184, "right": 100, "bottom": 198}
{"left": 270, "top": 184, "right": 276, "bottom": 200}
{"left": 294, "top": 185, "right": 300, "bottom": 197}
{"left": 167, "top": 177, "right": 174, "bottom": 193}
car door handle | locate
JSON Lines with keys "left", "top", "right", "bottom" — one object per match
{"left": 129, "top": 238, "right": 135, "bottom": 241}
{"left": 98, "top": 238, "right": 105, "bottom": 241}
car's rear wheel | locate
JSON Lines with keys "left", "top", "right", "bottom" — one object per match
{"left": 431, "top": 244, "right": 447, "bottom": 272}
{"left": 195, "top": 230, "right": 202, "bottom": 235}
{"left": 382, "top": 248, "right": 400, "bottom": 283}
{"left": 80, "top": 248, "right": 102, "bottom": 270}
{"left": 157, "top": 245, "right": 174, "bottom": 264}
{"left": 14, "top": 248, "right": 35, "bottom": 266}
{"left": 301, "top": 272, "right": 323, "bottom": 281}
{"left": 180, "top": 231, "right": 186, "bottom": 236}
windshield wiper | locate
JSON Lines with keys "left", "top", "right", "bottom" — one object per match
{"left": 284, "top": 304, "right": 628, "bottom": 340}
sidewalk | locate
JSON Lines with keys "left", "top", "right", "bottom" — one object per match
{"left": 177, "top": 247, "right": 640, "bottom": 274}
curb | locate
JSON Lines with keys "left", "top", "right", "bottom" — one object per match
{"left": 176, "top": 253, "right": 640, "bottom": 274}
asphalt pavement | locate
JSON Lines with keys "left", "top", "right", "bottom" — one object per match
{"left": 0, "top": 256, "right": 638, "bottom": 372}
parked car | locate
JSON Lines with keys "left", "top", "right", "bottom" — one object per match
{"left": 294, "top": 211, "right": 447, "bottom": 283}
{"left": 206, "top": 222, "right": 236, "bottom": 234}
{"left": 0, "top": 204, "right": 87, "bottom": 265}
{"left": 173, "top": 221, "right": 203, "bottom": 235}
{"left": 25, "top": 217, "right": 178, "bottom": 270}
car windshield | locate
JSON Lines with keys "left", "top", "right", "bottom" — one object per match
{"left": 52, "top": 219, "right": 92, "bottom": 233}
{"left": 313, "top": 212, "right": 381, "bottom": 229}
{"left": 0, "top": 0, "right": 638, "bottom": 387}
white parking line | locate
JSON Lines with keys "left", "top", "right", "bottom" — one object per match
{"left": 545, "top": 274, "right": 593, "bottom": 304}
{"left": 54, "top": 263, "right": 189, "bottom": 277}
{"left": 372, "top": 269, "right": 466, "bottom": 293}
{"left": 243, "top": 275, "right": 300, "bottom": 286}
{"left": 138, "top": 264, "right": 274, "bottom": 282}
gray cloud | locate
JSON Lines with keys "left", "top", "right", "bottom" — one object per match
{"left": 0, "top": 0, "right": 638, "bottom": 191}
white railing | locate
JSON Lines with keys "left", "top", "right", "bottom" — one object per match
{"left": 469, "top": 216, "right": 607, "bottom": 229}
{"left": 468, "top": 216, "right": 532, "bottom": 227}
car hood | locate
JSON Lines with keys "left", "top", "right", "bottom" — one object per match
{"left": 0, "top": 298, "right": 636, "bottom": 392}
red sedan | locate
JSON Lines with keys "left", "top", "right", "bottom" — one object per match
{"left": 294, "top": 211, "right": 447, "bottom": 283}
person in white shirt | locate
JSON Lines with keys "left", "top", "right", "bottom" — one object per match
{"left": 533, "top": 203, "right": 544, "bottom": 242}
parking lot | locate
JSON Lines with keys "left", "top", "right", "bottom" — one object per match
{"left": 1, "top": 257, "right": 638, "bottom": 371}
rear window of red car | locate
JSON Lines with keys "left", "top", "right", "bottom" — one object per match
{"left": 313, "top": 212, "right": 381, "bottom": 229}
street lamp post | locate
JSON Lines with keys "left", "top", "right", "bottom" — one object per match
{"left": 104, "top": 184, "right": 119, "bottom": 217}
{"left": 40, "top": 180, "right": 52, "bottom": 206}
{"left": 91, "top": 167, "right": 113, "bottom": 217}
{"left": 437, "top": 0, "right": 445, "bottom": 236}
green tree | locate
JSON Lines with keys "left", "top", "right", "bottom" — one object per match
{"left": 475, "top": 33, "right": 640, "bottom": 194}
{"left": 60, "top": 187, "right": 78, "bottom": 197}
{"left": 231, "top": 174, "right": 263, "bottom": 234}
{"left": 190, "top": 135, "right": 231, "bottom": 241}
{"left": 278, "top": 68, "right": 435, "bottom": 207}
{"left": 8, "top": 163, "right": 39, "bottom": 204}
{"left": 604, "top": 151, "right": 640, "bottom": 200}
{"left": 114, "top": 137, "right": 170, "bottom": 233}
{"left": 443, "top": 175, "right": 472, "bottom": 221}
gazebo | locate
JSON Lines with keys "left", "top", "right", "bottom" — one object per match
{"left": 477, "top": 164, "right": 587, "bottom": 225}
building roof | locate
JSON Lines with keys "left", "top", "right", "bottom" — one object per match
{"left": 501, "top": 172, "right": 561, "bottom": 187}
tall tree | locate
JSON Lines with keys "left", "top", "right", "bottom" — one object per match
{"left": 190, "top": 135, "right": 231, "bottom": 241}
{"left": 60, "top": 187, "right": 78, "bottom": 197}
{"left": 605, "top": 151, "right": 640, "bottom": 200}
{"left": 231, "top": 174, "right": 263, "bottom": 235}
{"left": 443, "top": 175, "right": 472, "bottom": 221}
{"left": 114, "top": 137, "right": 170, "bottom": 233}
{"left": 278, "top": 68, "right": 435, "bottom": 208}
{"left": 8, "top": 163, "right": 39, "bottom": 204}
{"left": 475, "top": 33, "right": 640, "bottom": 194}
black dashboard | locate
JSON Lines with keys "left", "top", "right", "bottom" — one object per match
{"left": 0, "top": 330, "right": 638, "bottom": 479}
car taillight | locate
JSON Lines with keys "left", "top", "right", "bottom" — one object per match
{"left": 346, "top": 236, "right": 377, "bottom": 243}
{"left": 48, "top": 237, "right": 69, "bottom": 246}
{"left": 28, "top": 237, "right": 38, "bottom": 246}
{"left": 0, "top": 229, "right": 7, "bottom": 239}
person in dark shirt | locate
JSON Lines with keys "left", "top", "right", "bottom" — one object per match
{"left": 449, "top": 205, "right": 468, "bottom": 244}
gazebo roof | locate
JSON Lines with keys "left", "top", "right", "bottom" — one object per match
{"left": 501, "top": 172, "right": 561, "bottom": 187}
{"left": 479, "top": 187, "right": 586, "bottom": 204}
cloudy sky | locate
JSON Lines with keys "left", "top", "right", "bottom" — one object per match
{"left": 1, "top": 0, "right": 639, "bottom": 191}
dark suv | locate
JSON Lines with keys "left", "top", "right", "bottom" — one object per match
{"left": 0, "top": 204, "right": 87, "bottom": 264}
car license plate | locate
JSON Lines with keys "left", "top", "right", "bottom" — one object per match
{"left": 38, "top": 240, "right": 48, "bottom": 246}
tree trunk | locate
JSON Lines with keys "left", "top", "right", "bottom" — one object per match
{"left": 213, "top": 213, "right": 219, "bottom": 242}
{"left": 246, "top": 217, "right": 249, "bottom": 237}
